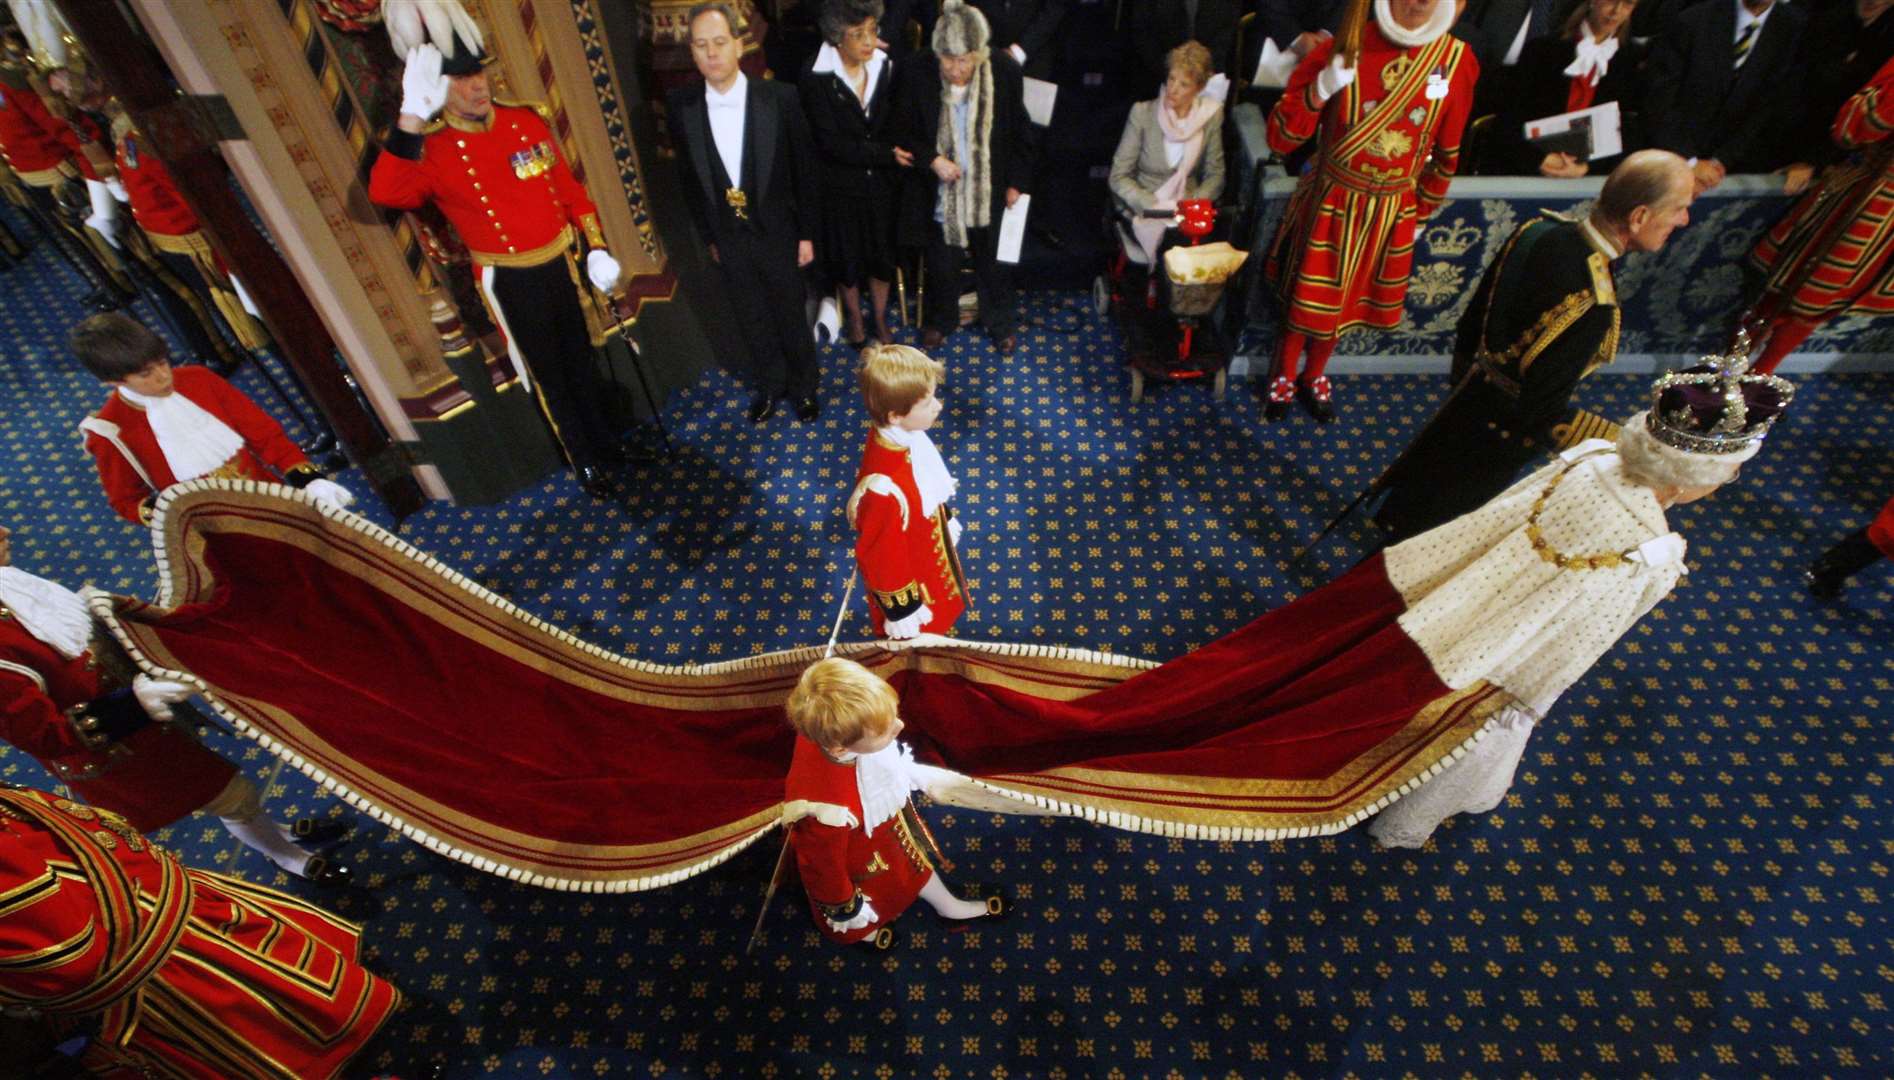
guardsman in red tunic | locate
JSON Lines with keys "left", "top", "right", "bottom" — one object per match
{"left": 0, "top": 525, "right": 352, "bottom": 883}
{"left": 0, "top": 785, "right": 398, "bottom": 1078}
{"left": 0, "top": 61, "right": 85, "bottom": 193}
{"left": 72, "top": 314, "right": 353, "bottom": 525}
{"left": 782, "top": 658, "right": 1007, "bottom": 949}
{"left": 368, "top": 35, "right": 627, "bottom": 498}
{"left": 1262, "top": 0, "right": 1478, "bottom": 422}
{"left": 848, "top": 345, "right": 967, "bottom": 639}
{"left": 109, "top": 114, "right": 267, "bottom": 368}
{"left": 1806, "top": 493, "right": 1894, "bottom": 598}
{"left": 1746, "top": 54, "right": 1894, "bottom": 374}
{"left": 0, "top": 59, "right": 132, "bottom": 305}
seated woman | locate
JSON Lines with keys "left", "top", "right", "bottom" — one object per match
{"left": 1478, "top": 0, "right": 1645, "bottom": 178}
{"left": 803, "top": 0, "right": 908, "bottom": 347}
{"left": 1108, "top": 39, "right": 1226, "bottom": 287}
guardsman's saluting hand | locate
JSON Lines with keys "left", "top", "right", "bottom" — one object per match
{"left": 398, "top": 44, "right": 450, "bottom": 127}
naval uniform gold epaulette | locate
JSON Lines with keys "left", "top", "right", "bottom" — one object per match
{"left": 1587, "top": 252, "right": 1615, "bottom": 306}
{"left": 493, "top": 98, "right": 556, "bottom": 125}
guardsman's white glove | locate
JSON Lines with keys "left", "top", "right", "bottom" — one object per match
{"left": 882, "top": 605, "right": 933, "bottom": 640}
{"left": 1314, "top": 57, "right": 1356, "bottom": 102}
{"left": 586, "top": 249, "right": 622, "bottom": 292}
{"left": 304, "top": 478, "right": 356, "bottom": 511}
{"left": 131, "top": 674, "right": 193, "bottom": 722}
{"left": 399, "top": 44, "right": 450, "bottom": 122}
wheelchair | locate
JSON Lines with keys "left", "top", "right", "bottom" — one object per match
{"left": 1091, "top": 198, "right": 1245, "bottom": 403}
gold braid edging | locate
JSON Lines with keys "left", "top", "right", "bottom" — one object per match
{"left": 871, "top": 581, "right": 926, "bottom": 612}
{"left": 1514, "top": 289, "right": 1597, "bottom": 376}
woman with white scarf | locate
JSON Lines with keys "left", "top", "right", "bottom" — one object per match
{"left": 803, "top": 0, "right": 909, "bottom": 348}
{"left": 1479, "top": 0, "right": 1646, "bottom": 177}
{"left": 1109, "top": 40, "right": 1228, "bottom": 280}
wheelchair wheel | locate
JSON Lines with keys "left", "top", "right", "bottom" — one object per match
{"left": 1129, "top": 368, "right": 1145, "bottom": 404}
{"left": 1212, "top": 368, "right": 1227, "bottom": 400}
{"left": 1092, "top": 275, "right": 1111, "bottom": 318}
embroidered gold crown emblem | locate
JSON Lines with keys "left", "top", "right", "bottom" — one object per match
{"left": 1424, "top": 222, "right": 1481, "bottom": 257}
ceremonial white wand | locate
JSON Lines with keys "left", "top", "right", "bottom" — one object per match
{"left": 745, "top": 567, "right": 859, "bottom": 954}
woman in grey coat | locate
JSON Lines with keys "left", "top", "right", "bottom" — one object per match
{"left": 1108, "top": 40, "right": 1226, "bottom": 281}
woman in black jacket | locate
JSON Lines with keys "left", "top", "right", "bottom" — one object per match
{"left": 803, "top": 0, "right": 910, "bottom": 345}
{"left": 1479, "top": 0, "right": 1646, "bottom": 177}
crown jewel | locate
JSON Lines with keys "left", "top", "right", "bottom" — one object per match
{"left": 1645, "top": 332, "right": 1794, "bottom": 456}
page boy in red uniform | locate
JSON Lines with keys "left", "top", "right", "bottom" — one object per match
{"left": 848, "top": 344, "right": 968, "bottom": 639}
{"left": 0, "top": 523, "right": 353, "bottom": 884}
{"left": 71, "top": 313, "right": 353, "bottom": 525}
{"left": 782, "top": 656, "right": 1007, "bottom": 948}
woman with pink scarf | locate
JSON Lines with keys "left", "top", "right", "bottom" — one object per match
{"left": 1108, "top": 41, "right": 1227, "bottom": 289}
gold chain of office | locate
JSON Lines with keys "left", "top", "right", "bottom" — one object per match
{"left": 1523, "top": 452, "right": 1640, "bottom": 571}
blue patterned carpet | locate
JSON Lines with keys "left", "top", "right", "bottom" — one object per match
{"left": 3, "top": 214, "right": 1892, "bottom": 1078}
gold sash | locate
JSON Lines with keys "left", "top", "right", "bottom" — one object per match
{"left": 1328, "top": 36, "right": 1455, "bottom": 171}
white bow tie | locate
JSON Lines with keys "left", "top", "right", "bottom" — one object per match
{"left": 1564, "top": 34, "right": 1620, "bottom": 83}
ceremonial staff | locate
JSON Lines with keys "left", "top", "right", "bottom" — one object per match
{"left": 1281, "top": 0, "right": 1375, "bottom": 567}
{"left": 1288, "top": 364, "right": 1483, "bottom": 567}
{"left": 589, "top": 283, "right": 675, "bottom": 460}
{"left": 1337, "top": 0, "right": 1371, "bottom": 65}
{"left": 745, "top": 566, "right": 860, "bottom": 954}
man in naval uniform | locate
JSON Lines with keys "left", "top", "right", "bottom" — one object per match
{"left": 1374, "top": 149, "right": 1697, "bottom": 544}
{"left": 368, "top": 36, "right": 628, "bottom": 498}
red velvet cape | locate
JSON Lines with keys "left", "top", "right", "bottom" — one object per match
{"left": 91, "top": 481, "right": 1507, "bottom": 892}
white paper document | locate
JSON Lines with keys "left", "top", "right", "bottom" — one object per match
{"left": 995, "top": 194, "right": 1031, "bottom": 264}
{"left": 1022, "top": 77, "right": 1058, "bottom": 127}
{"left": 1523, "top": 100, "right": 1623, "bottom": 162}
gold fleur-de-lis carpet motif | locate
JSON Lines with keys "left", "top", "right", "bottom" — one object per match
{"left": 1, "top": 219, "right": 1889, "bottom": 1077}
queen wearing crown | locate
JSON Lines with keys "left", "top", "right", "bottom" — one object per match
{"left": 1366, "top": 362, "right": 1793, "bottom": 846}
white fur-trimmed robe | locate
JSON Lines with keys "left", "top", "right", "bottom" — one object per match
{"left": 1371, "top": 440, "right": 1688, "bottom": 846}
